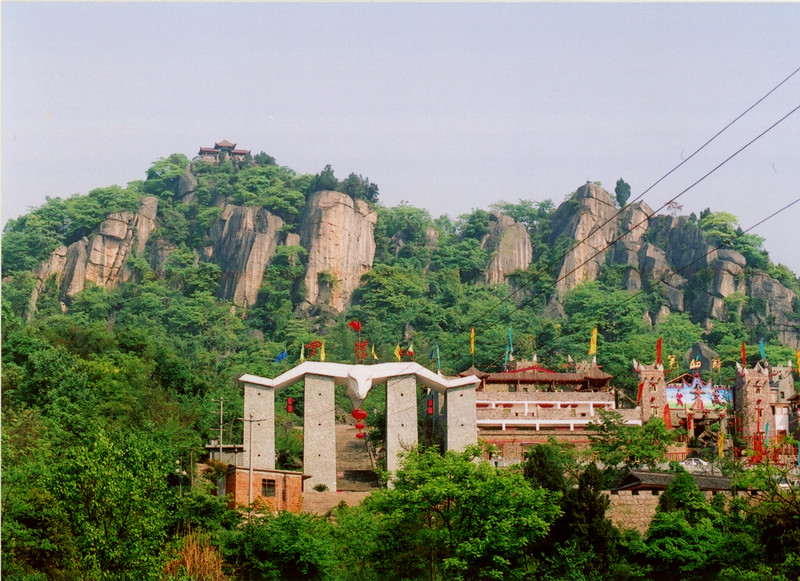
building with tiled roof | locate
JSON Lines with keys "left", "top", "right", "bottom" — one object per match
{"left": 457, "top": 358, "right": 634, "bottom": 463}
{"left": 197, "top": 139, "right": 251, "bottom": 163}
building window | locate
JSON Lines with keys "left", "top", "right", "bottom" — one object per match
{"left": 261, "top": 478, "right": 276, "bottom": 497}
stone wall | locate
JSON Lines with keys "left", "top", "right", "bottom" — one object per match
{"left": 604, "top": 489, "right": 738, "bottom": 533}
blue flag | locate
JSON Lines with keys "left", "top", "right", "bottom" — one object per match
{"left": 759, "top": 338, "right": 767, "bottom": 360}
{"left": 274, "top": 349, "right": 288, "bottom": 363}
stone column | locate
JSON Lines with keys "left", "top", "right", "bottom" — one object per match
{"left": 386, "top": 374, "right": 418, "bottom": 476}
{"left": 446, "top": 383, "right": 477, "bottom": 452}
{"left": 304, "top": 374, "right": 337, "bottom": 491}
{"left": 243, "top": 383, "right": 275, "bottom": 470}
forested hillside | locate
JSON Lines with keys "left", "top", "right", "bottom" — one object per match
{"left": 3, "top": 149, "right": 800, "bottom": 580}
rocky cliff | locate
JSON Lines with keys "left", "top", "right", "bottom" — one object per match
{"left": 28, "top": 196, "right": 159, "bottom": 317}
{"left": 22, "top": 173, "right": 797, "bottom": 346}
{"left": 298, "top": 190, "right": 377, "bottom": 312}
{"left": 482, "top": 212, "right": 533, "bottom": 285}
{"left": 549, "top": 183, "right": 619, "bottom": 293}
{"left": 208, "top": 205, "right": 284, "bottom": 308}
{"left": 547, "top": 183, "right": 798, "bottom": 347}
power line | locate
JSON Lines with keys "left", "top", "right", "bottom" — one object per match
{"left": 460, "top": 65, "right": 800, "bottom": 328}
{"left": 602, "top": 197, "right": 800, "bottom": 328}
{"left": 440, "top": 102, "right": 800, "bottom": 365}
{"left": 442, "top": 195, "right": 800, "bottom": 373}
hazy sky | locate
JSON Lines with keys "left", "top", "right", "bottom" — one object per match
{"left": 3, "top": 2, "right": 799, "bottom": 273}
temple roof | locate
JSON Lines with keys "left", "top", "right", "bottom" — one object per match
{"left": 215, "top": 139, "right": 236, "bottom": 148}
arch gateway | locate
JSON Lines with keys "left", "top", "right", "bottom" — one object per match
{"left": 239, "top": 362, "right": 481, "bottom": 490}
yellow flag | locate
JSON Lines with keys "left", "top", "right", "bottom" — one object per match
{"left": 470, "top": 327, "right": 475, "bottom": 355}
{"left": 320, "top": 342, "right": 326, "bottom": 361}
{"left": 718, "top": 431, "right": 725, "bottom": 458}
{"left": 371, "top": 344, "right": 379, "bottom": 361}
{"left": 588, "top": 327, "right": 598, "bottom": 356}
{"left": 795, "top": 350, "right": 800, "bottom": 372}
{"left": 394, "top": 344, "right": 402, "bottom": 361}
{"left": 300, "top": 344, "right": 305, "bottom": 363}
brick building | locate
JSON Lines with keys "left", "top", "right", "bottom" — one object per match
{"left": 224, "top": 466, "right": 309, "bottom": 512}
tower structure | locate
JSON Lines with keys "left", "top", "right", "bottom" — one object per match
{"left": 735, "top": 362, "right": 773, "bottom": 445}
{"left": 633, "top": 360, "right": 668, "bottom": 425}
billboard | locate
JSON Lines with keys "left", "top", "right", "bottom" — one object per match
{"left": 666, "top": 376, "right": 732, "bottom": 411}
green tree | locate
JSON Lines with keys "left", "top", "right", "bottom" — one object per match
{"left": 48, "top": 428, "right": 172, "bottom": 580}
{"left": 587, "top": 410, "right": 673, "bottom": 472}
{"left": 222, "top": 511, "right": 339, "bottom": 581}
{"left": 365, "top": 446, "right": 561, "bottom": 580}
{"left": 615, "top": 178, "right": 631, "bottom": 207}
{"left": 342, "top": 172, "right": 380, "bottom": 203}
{"left": 308, "top": 164, "right": 339, "bottom": 193}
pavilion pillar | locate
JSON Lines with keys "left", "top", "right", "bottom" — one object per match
{"left": 243, "top": 383, "right": 275, "bottom": 470}
{"left": 304, "top": 374, "right": 337, "bottom": 491}
{"left": 446, "top": 383, "right": 477, "bottom": 452}
{"left": 386, "top": 375, "right": 419, "bottom": 478}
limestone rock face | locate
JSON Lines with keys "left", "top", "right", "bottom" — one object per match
{"left": 210, "top": 205, "right": 284, "bottom": 308}
{"left": 618, "top": 201, "right": 653, "bottom": 244}
{"left": 550, "top": 183, "right": 618, "bottom": 293}
{"left": 178, "top": 165, "right": 198, "bottom": 202}
{"left": 483, "top": 212, "right": 532, "bottom": 285}
{"left": 299, "top": 191, "right": 377, "bottom": 312}
{"left": 745, "top": 272, "right": 798, "bottom": 348}
{"left": 27, "top": 196, "right": 159, "bottom": 317}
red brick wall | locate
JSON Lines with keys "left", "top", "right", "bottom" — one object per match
{"left": 226, "top": 468, "right": 304, "bottom": 513}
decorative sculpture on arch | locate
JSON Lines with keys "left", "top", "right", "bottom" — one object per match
{"left": 239, "top": 362, "right": 480, "bottom": 490}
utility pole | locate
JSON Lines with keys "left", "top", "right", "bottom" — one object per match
{"left": 238, "top": 414, "right": 267, "bottom": 515}
{"left": 212, "top": 397, "right": 225, "bottom": 461}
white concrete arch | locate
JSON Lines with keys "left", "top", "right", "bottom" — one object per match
{"left": 239, "top": 362, "right": 480, "bottom": 490}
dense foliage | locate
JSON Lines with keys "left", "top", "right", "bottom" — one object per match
{"left": 3, "top": 153, "right": 800, "bottom": 579}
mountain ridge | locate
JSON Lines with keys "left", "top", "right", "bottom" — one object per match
{"left": 5, "top": 151, "right": 799, "bottom": 354}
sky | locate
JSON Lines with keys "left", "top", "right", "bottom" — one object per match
{"left": 3, "top": 2, "right": 799, "bottom": 273}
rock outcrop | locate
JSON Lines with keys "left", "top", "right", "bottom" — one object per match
{"left": 209, "top": 205, "right": 284, "bottom": 308}
{"left": 482, "top": 212, "right": 532, "bottom": 285}
{"left": 178, "top": 165, "right": 198, "bottom": 203}
{"left": 22, "top": 169, "right": 798, "bottom": 346}
{"left": 745, "top": 272, "right": 798, "bottom": 347}
{"left": 550, "top": 183, "right": 619, "bottom": 293}
{"left": 27, "top": 196, "right": 159, "bottom": 317}
{"left": 298, "top": 191, "right": 377, "bottom": 312}
{"left": 543, "top": 182, "right": 798, "bottom": 346}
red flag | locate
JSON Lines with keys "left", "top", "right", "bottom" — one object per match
{"left": 349, "top": 320, "right": 362, "bottom": 332}
{"left": 636, "top": 382, "right": 644, "bottom": 405}
{"left": 741, "top": 342, "right": 747, "bottom": 368}
{"left": 663, "top": 404, "right": 671, "bottom": 429}
{"left": 655, "top": 338, "right": 663, "bottom": 366}
{"left": 305, "top": 340, "right": 323, "bottom": 357}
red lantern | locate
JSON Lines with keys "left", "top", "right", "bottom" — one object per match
{"left": 355, "top": 432, "right": 366, "bottom": 439}
{"left": 351, "top": 408, "right": 368, "bottom": 420}
{"left": 427, "top": 399, "right": 434, "bottom": 416}
{"left": 355, "top": 422, "right": 366, "bottom": 431}
{"left": 286, "top": 397, "right": 294, "bottom": 413}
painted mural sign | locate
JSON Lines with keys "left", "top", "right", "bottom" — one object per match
{"left": 666, "top": 375, "right": 732, "bottom": 411}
